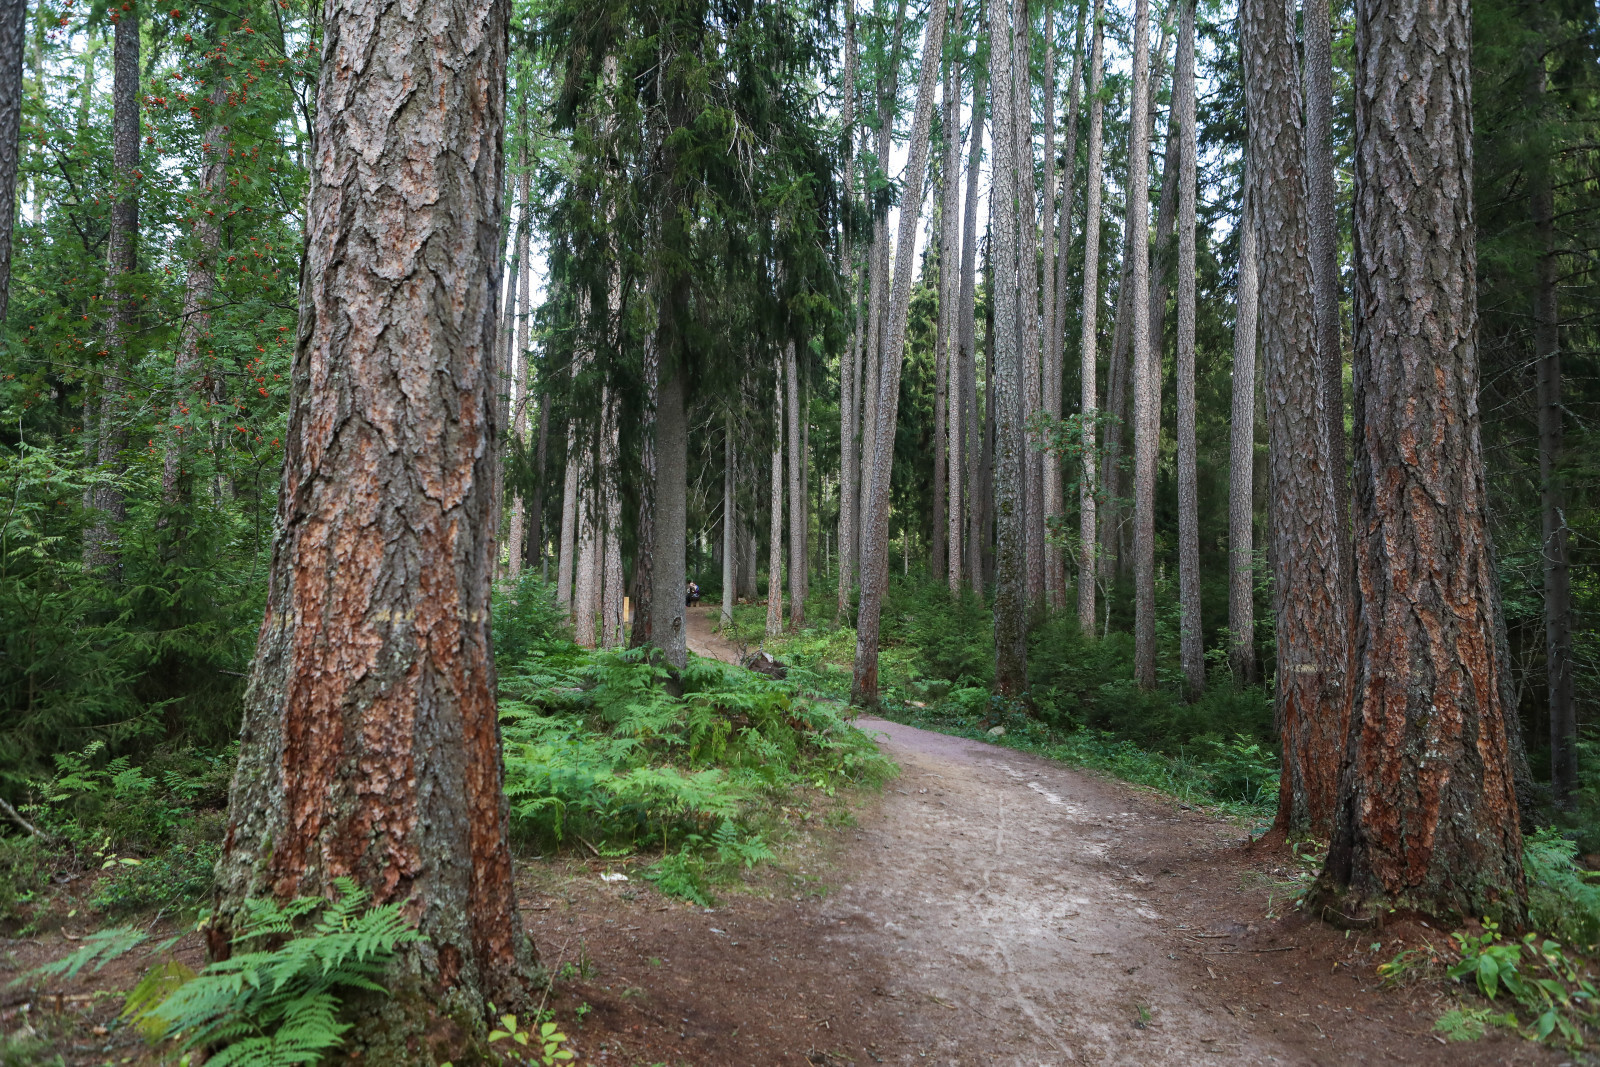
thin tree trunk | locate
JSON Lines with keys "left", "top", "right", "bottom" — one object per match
{"left": 601, "top": 385, "right": 623, "bottom": 648}
{"left": 722, "top": 413, "right": 736, "bottom": 628}
{"left": 787, "top": 341, "right": 805, "bottom": 631}
{"left": 84, "top": 5, "right": 139, "bottom": 573}
{"left": 212, "top": 0, "right": 538, "bottom": 1031}
{"left": 1128, "top": 0, "right": 1156, "bottom": 690}
{"left": 0, "top": 0, "right": 23, "bottom": 321}
{"left": 532, "top": 392, "right": 548, "bottom": 576}
{"left": 162, "top": 81, "right": 229, "bottom": 510}
{"left": 981, "top": 283, "right": 996, "bottom": 588}
{"left": 1316, "top": 0, "right": 1525, "bottom": 923}
{"left": 767, "top": 364, "right": 785, "bottom": 638}
{"left": 557, "top": 425, "right": 580, "bottom": 614}
{"left": 942, "top": 37, "right": 963, "bottom": 594}
{"left": 851, "top": 0, "right": 946, "bottom": 704}
{"left": 506, "top": 131, "right": 532, "bottom": 579}
{"left": 838, "top": 0, "right": 860, "bottom": 622}
{"left": 1174, "top": 0, "right": 1202, "bottom": 698}
{"left": 932, "top": 54, "right": 954, "bottom": 582}
{"left": 1076, "top": 0, "right": 1105, "bottom": 635}
{"left": 961, "top": 70, "right": 987, "bottom": 601}
{"left": 1228, "top": 163, "right": 1260, "bottom": 686}
{"left": 1302, "top": 0, "right": 1348, "bottom": 588}
{"left": 988, "top": 0, "right": 1028, "bottom": 696}
{"left": 1241, "top": 0, "right": 1352, "bottom": 835}
{"left": 649, "top": 360, "right": 689, "bottom": 669}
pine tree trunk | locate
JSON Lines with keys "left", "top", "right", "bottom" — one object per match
{"left": 1228, "top": 164, "right": 1260, "bottom": 686}
{"left": 1174, "top": 0, "right": 1202, "bottom": 699}
{"left": 837, "top": 0, "right": 860, "bottom": 622}
{"left": 650, "top": 362, "right": 688, "bottom": 669}
{"left": 988, "top": 0, "right": 1028, "bottom": 697}
{"left": 1128, "top": 0, "right": 1157, "bottom": 690}
{"left": 1241, "top": 0, "right": 1352, "bottom": 835}
{"left": 1047, "top": 4, "right": 1086, "bottom": 611}
{"left": 84, "top": 7, "right": 139, "bottom": 574}
{"left": 532, "top": 392, "right": 548, "bottom": 575}
{"left": 767, "top": 364, "right": 785, "bottom": 638}
{"left": 851, "top": 0, "right": 946, "bottom": 704}
{"left": 601, "top": 385, "right": 623, "bottom": 648}
{"left": 1315, "top": 0, "right": 1525, "bottom": 924}
{"left": 787, "top": 342, "right": 805, "bottom": 631}
{"left": 575, "top": 465, "right": 598, "bottom": 647}
{"left": 212, "top": 0, "right": 538, "bottom": 1040}
{"left": 1302, "top": 0, "right": 1349, "bottom": 587}
{"left": 628, "top": 332, "right": 659, "bottom": 649}
{"left": 0, "top": 0, "right": 24, "bottom": 321}
{"left": 941, "top": 40, "right": 962, "bottom": 594}
{"left": 961, "top": 70, "right": 986, "bottom": 601}
{"left": 981, "top": 286, "right": 996, "bottom": 588}
{"left": 1076, "top": 0, "right": 1106, "bottom": 635}
{"left": 722, "top": 414, "right": 736, "bottom": 628}
{"left": 1016, "top": 0, "right": 1045, "bottom": 611}
{"left": 506, "top": 132, "right": 532, "bottom": 579}
{"left": 162, "top": 82, "right": 228, "bottom": 511}
{"left": 931, "top": 60, "right": 953, "bottom": 582}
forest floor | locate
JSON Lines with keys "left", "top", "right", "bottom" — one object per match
{"left": 0, "top": 607, "right": 1573, "bottom": 1065}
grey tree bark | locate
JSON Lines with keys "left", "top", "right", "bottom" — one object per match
{"left": 84, "top": 6, "right": 140, "bottom": 573}
{"left": 0, "top": 0, "right": 24, "bottom": 321}
{"left": 1076, "top": 0, "right": 1106, "bottom": 635}
{"left": 851, "top": 0, "right": 946, "bottom": 704}
{"left": 1302, "top": 0, "right": 1349, "bottom": 585}
{"left": 933, "top": 46, "right": 956, "bottom": 584}
{"left": 1228, "top": 163, "right": 1260, "bottom": 686}
{"left": 941, "top": 33, "right": 963, "bottom": 595}
{"left": 649, "top": 363, "right": 688, "bottom": 669}
{"left": 628, "top": 331, "right": 659, "bottom": 650}
{"left": 211, "top": 0, "right": 538, "bottom": 1040}
{"left": 1127, "top": 0, "right": 1156, "bottom": 690}
{"left": 988, "top": 0, "right": 1028, "bottom": 697}
{"left": 506, "top": 131, "right": 532, "bottom": 579}
{"left": 1174, "top": 0, "right": 1202, "bottom": 698}
{"left": 787, "top": 341, "right": 805, "bottom": 631}
{"left": 767, "top": 363, "right": 785, "bottom": 638}
{"left": 837, "top": 0, "right": 860, "bottom": 622}
{"left": 1016, "top": 0, "right": 1045, "bottom": 610}
{"left": 600, "top": 384, "right": 624, "bottom": 648}
{"left": 960, "top": 69, "right": 986, "bottom": 600}
{"left": 1241, "top": 0, "right": 1352, "bottom": 835}
{"left": 722, "top": 413, "right": 736, "bottom": 628}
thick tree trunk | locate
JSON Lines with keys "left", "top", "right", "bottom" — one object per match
{"left": 163, "top": 82, "right": 229, "bottom": 510}
{"left": 1174, "top": 0, "right": 1202, "bottom": 698}
{"left": 932, "top": 55, "right": 954, "bottom": 584}
{"left": 1128, "top": 0, "right": 1156, "bottom": 690}
{"left": 84, "top": 7, "right": 139, "bottom": 573}
{"left": 722, "top": 414, "right": 736, "bottom": 628}
{"left": 1016, "top": 0, "right": 1044, "bottom": 611}
{"left": 575, "top": 467, "right": 598, "bottom": 648}
{"left": 941, "top": 40, "right": 962, "bottom": 594}
{"left": 1314, "top": 0, "right": 1525, "bottom": 924}
{"left": 850, "top": 0, "right": 945, "bottom": 705}
{"left": 960, "top": 71, "right": 986, "bottom": 601}
{"left": 1046, "top": 4, "right": 1086, "bottom": 611}
{"left": 1302, "top": 0, "right": 1349, "bottom": 588}
{"left": 1076, "top": 0, "right": 1105, "bottom": 635}
{"left": 838, "top": 1, "right": 860, "bottom": 623}
{"left": 1228, "top": 164, "right": 1260, "bottom": 686}
{"left": 988, "top": 0, "right": 1028, "bottom": 697}
{"left": 600, "top": 385, "right": 623, "bottom": 648}
{"left": 628, "top": 333, "right": 659, "bottom": 649}
{"left": 649, "top": 363, "right": 688, "bottom": 669}
{"left": 212, "top": 0, "right": 537, "bottom": 1042}
{"left": 786, "top": 342, "right": 805, "bottom": 631}
{"left": 767, "top": 364, "right": 785, "bottom": 637}
{"left": 557, "top": 428, "right": 580, "bottom": 613}
{"left": 1241, "top": 0, "right": 1352, "bottom": 835}
{"left": 0, "top": 0, "right": 24, "bottom": 321}
{"left": 981, "top": 288, "right": 996, "bottom": 589}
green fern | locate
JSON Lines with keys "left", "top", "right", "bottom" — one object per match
{"left": 131, "top": 878, "right": 420, "bottom": 1066}
{"left": 10, "top": 924, "right": 155, "bottom": 986}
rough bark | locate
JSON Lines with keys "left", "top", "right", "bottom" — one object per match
{"left": 837, "top": 0, "right": 859, "bottom": 622}
{"left": 932, "top": 50, "right": 955, "bottom": 584}
{"left": 1075, "top": 0, "right": 1106, "bottom": 635}
{"left": 850, "top": 0, "right": 946, "bottom": 705}
{"left": 722, "top": 413, "right": 736, "bottom": 628}
{"left": 1241, "top": 0, "right": 1352, "bottom": 835}
{"left": 212, "top": 0, "right": 537, "bottom": 1041}
{"left": 767, "top": 364, "right": 785, "bottom": 638}
{"left": 0, "top": 0, "right": 22, "bottom": 321}
{"left": 531, "top": 391, "right": 548, "bottom": 575}
{"left": 627, "top": 332, "right": 659, "bottom": 649}
{"left": 1128, "top": 0, "right": 1156, "bottom": 690}
{"left": 960, "top": 70, "right": 986, "bottom": 600}
{"left": 649, "top": 363, "right": 688, "bottom": 669}
{"left": 1228, "top": 164, "right": 1260, "bottom": 686}
{"left": 988, "top": 0, "right": 1028, "bottom": 697}
{"left": 556, "top": 427, "right": 580, "bottom": 614}
{"left": 1302, "top": 0, "right": 1349, "bottom": 586}
{"left": 600, "top": 384, "right": 623, "bottom": 648}
{"left": 1016, "top": 0, "right": 1044, "bottom": 610}
{"left": 786, "top": 342, "right": 805, "bottom": 631}
{"left": 162, "top": 81, "right": 229, "bottom": 510}
{"left": 575, "top": 456, "right": 598, "bottom": 647}
{"left": 1174, "top": 0, "right": 1202, "bottom": 698}
{"left": 1314, "top": 0, "right": 1525, "bottom": 924}
{"left": 1046, "top": 3, "right": 1086, "bottom": 610}
{"left": 980, "top": 279, "right": 996, "bottom": 588}
{"left": 506, "top": 132, "right": 532, "bottom": 579}
{"left": 84, "top": 6, "right": 139, "bottom": 573}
